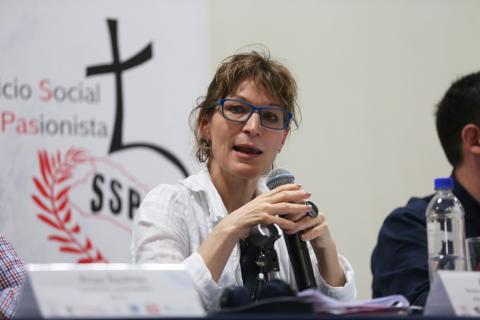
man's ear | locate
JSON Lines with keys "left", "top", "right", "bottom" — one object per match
{"left": 461, "top": 124, "right": 480, "bottom": 155}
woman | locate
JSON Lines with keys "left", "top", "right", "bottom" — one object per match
{"left": 131, "top": 49, "right": 356, "bottom": 310}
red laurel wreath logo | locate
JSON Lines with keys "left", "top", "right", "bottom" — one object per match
{"left": 31, "top": 148, "right": 108, "bottom": 263}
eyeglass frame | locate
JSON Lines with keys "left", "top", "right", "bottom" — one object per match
{"left": 209, "top": 98, "right": 293, "bottom": 130}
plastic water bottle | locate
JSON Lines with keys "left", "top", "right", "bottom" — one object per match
{"left": 426, "top": 177, "right": 466, "bottom": 283}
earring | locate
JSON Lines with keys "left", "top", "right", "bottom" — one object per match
{"left": 199, "top": 138, "right": 211, "bottom": 162}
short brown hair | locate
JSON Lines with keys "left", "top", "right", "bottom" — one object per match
{"left": 191, "top": 48, "right": 299, "bottom": 162}
{"left": 436, "top": 71, "right": 480, "bottom": 167}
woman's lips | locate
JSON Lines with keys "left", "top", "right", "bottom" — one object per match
{"left": 232, "top": 145, "right": 263, "bottom": 156}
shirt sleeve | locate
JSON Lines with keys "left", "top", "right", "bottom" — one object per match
{"left": 0, "top": 235, "right": 25, "bottom": 319}
{"left": 131, "top": 185, "right": 190, "bottom": 263}
{"left": 280, "top": 234, "right": 357, "bottom": 301}
{"left": 315, "top": 254, "right": 356, "bottom": 301}
{"left": 131, "top": 185, "right": 220, "bottom": 310}
{"left": 305, "top": 239, "right": 356, "bottom": 301}
{"left": 371, "top": 199, "right": 430, "bottom": 306}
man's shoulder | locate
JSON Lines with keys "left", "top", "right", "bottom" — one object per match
{"left": 394, "top": 195, "right": 432, "bottom": 214}
{"left": 384, "top": 194, "right": 433, "bottom": 227}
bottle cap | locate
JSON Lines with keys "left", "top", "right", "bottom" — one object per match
{"left": 434, "top": 177, "right": 453, "bottom": 190}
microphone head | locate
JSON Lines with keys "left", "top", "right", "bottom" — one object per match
{"left": 266, "top": 168, "right": 295, "bottom": 190}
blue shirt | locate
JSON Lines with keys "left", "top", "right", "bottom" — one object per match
{"left": 371, "top": 175, "right": 480, "bottom": 306}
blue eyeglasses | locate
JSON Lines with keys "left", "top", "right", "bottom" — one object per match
{"left": 211, "top": 98, "right": 292, "bottom": 130}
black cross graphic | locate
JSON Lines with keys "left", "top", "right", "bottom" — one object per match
{"left": 86, "top": 19, "right": 189, "bottom": 177}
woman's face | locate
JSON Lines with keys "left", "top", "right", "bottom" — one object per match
{"left": 203, "top": 78, "right": 289, "bottom": 181}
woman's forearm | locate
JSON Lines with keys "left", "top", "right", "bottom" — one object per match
{"left": 197, "top": 223, "right": 239, "bottom": 282}
{"left": 313, "top": 242, "right": 346, "bottom": 287}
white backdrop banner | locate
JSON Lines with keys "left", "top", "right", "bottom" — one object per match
{"left": 0, "top": 0, "right": 208, "bottom": 263}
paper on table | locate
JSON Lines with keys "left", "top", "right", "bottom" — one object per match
{"left": 298, "top": 289, "right": 410, "bottom": 315}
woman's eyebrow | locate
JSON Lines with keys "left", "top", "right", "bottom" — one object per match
{"left": 228, "top": 95, "right": 279, "bottom": 106}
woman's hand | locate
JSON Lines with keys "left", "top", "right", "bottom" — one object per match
{"left": 219, "top": 183, "right": 313, "bottom": 241}
{"left": 287, "top": 211, "right": 335, "bottom": 249}
{"left": 198, "top": 183, "right": 311, "bottom": 282}
{"left": 286, "top": 208, "right": 347, "bottom": 287}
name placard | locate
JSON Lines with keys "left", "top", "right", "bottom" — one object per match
{"left": 15, "top": 264, "right": 205, "bottom": 318}
{"left": 425, "top": 270, "right": 480, "bottom": 316}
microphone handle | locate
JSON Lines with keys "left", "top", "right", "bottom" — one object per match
{"left": 283, "top": 233, "right": 317, "bottom": 291}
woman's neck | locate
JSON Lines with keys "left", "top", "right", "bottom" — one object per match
{"left": 209, "top": 167, "right": 259, "bottom": 213}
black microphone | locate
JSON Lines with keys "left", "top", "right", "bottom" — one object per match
{"left": 266, "top": 168, "right": 317, "bottom": 291}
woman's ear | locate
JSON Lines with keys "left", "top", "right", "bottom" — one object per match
{"left": 461, "top": 124, "right": 480, "bottom": 155}
{"left": 200, "top": 117, "right": 211, "bottom": 141}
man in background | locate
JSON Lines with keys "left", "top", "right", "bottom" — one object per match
{"left": 371, "top": 71, "right": 480, "bottom": 306}
{"left": 0, "top": 234, "right": 25, "bottom": 319}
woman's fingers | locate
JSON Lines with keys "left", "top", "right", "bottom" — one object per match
{"left": 285, "top": 213, "right": 326, "bottom": 234}
{"left": 264, "top": 184, "right": 311, "bottom": 204}
{"left": 283, "top": 212, "right": 307, "bottom": 222}
{"left": 301, "top": 221, "right": 328, "bottom": 241}
{"left": 244, "top": 185, "right": 334, "bottom": 248}
{"left": 229, "top": 184, "right": 316, "bottom": 236}
{"left": 268, "top": 215, "right": 298, "bottom": 231}
{"left": 266, "top": 202, "right": 312, "bottom": 217}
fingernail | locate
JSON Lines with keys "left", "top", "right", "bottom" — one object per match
{"left": 297, "top": 184, "right": 302, "bottom": 188}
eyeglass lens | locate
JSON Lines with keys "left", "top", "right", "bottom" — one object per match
{"left": 222, "top": 100, "right": 287, "bottom": 129}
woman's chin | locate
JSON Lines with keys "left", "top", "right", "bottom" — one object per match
{"left": 231, "top": 163, "right": 269, "bottom": 180}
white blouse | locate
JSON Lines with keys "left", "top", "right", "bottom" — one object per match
{"left": 131, "top": 167, "right": 356, "bottom": 310}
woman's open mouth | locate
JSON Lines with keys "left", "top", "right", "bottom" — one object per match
{"left": 232, "top": 145, "right": 263, "bottom": 155}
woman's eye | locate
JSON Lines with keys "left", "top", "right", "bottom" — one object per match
{"left": 226, "top": 105, "right": 248, "bottom": 114}
{"left": 262, "top": 111, "right": 280, "bottom": 123}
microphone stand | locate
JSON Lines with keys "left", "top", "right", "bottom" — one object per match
{"left": 249, "top": 224, "right": 282, "bottom": 296}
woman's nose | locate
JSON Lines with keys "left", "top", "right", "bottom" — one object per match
{"left": 242, "top": 112, "right": 262, "bottom": 136}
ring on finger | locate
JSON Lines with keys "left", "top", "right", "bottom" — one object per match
{"left": 305, "top": 200, "right": 319, "bottom": 218}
